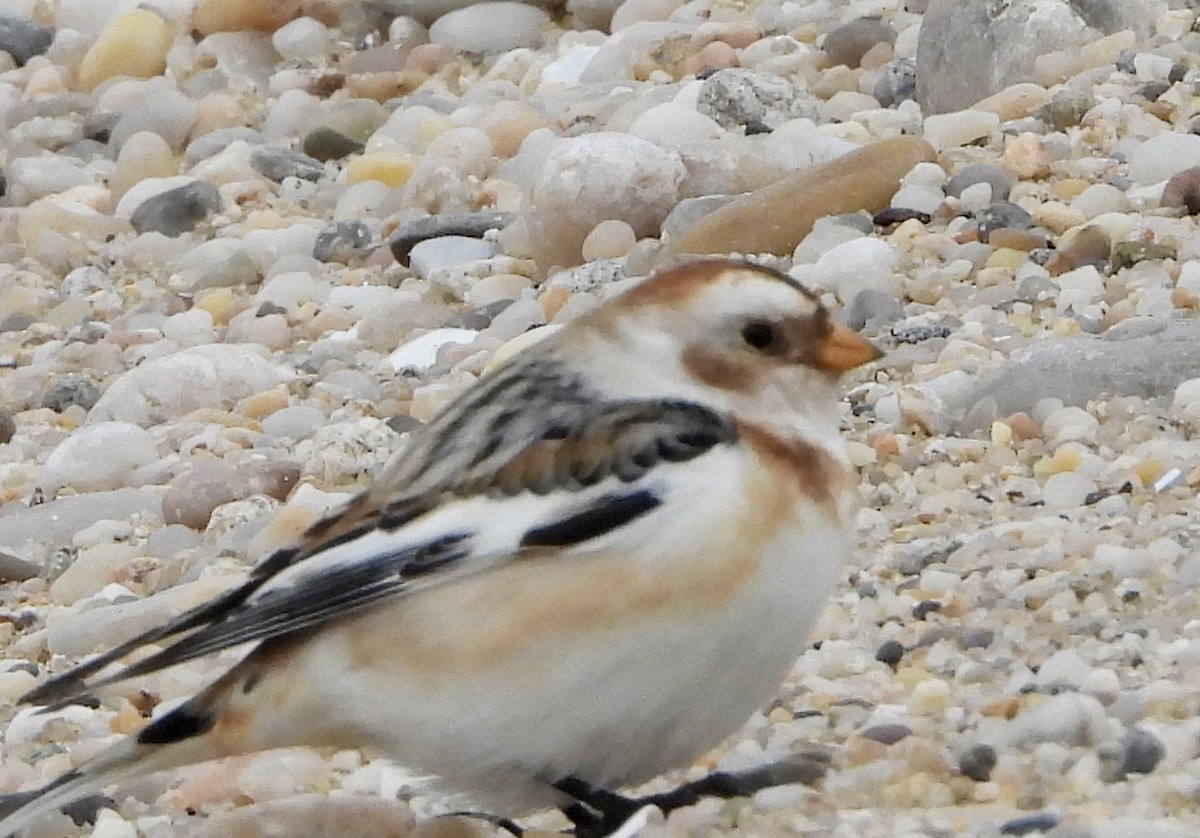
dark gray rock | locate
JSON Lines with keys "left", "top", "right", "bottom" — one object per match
{"left": 958, "top": 743, "right": 997, "bottom": 782}
{"left": 250, "top": 146, "right": 325, "bottom": 182}
{"left": 41, "top": 376, "right": 101, "bottom": 413}
{"left": 1000, "top": 812, "right": 1059, "bottom": 836}
{"left": 313, "top": 221, "right": 373, "bottom": 263}
{"left": 0, "top": 408, "right": 13, "bottom": 444}
{"left": 388, "top": 211, "right": 515, "bottom": 265}
{"left": 917, "top": 0, "right": 1159, "bottom": 114}
{"left": 0, "top": 16, "right": 52, "bottom": 66}
{"left": 130, "top": 181, "right": 221, "bottom": 237}
{"left": 302, "top": 127, "right": 365, "bottom": 161}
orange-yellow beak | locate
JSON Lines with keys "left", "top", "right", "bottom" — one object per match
{"left": 814, "top": 322, "right": 883, "bottom": 373}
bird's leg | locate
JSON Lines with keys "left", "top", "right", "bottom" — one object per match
{"left": 553, "top": 777, "right": 645, "bottom": 837}
{"left": 445, "top": 810, "right": 527, "bottom": 836}
{"left": 636, "top": 751, "right": 831, "bottom": 816}
{"left": 555, "top": 752, "right": 830, "bottom": 835}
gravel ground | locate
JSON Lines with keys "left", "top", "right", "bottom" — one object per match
{"left": 0, "top": 1, "right": 1198, "bottom": 837}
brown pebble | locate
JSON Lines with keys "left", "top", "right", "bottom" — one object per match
{"left": 1002, "top": 411, "right": 1040, "bottom": 441}
{"left": 987, "top": 227, "right": 1047, "bottom": 252}
{"left": 1162, "top": 166, "right": 1200, "bottom": 214}
{"left": 191, "top": 0, "right": 301, "bottom": 35}
{"left": 1046, "top": 225, "right": 1110, "bottom": 277}
{"left": 822, "top": 17, "right": 896, "bottom": 69}
{"left": 670, "top": 137, "right": 937, "bottom": 256}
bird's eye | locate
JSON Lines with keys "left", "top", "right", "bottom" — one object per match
{"left": 741, "top": 320, "right": 776, "bottom": 350}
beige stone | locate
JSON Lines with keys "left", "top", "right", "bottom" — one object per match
{"left": 670, "top": 137, "right": 936, "bottom": 256}
{"left": 78, "top": 9, "right": 173, "bottom": 92}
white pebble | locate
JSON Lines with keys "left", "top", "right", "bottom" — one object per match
{"left": 38, "top": 422, "right": 159, "bottom": 496}
{"left": 1128, "top": 132, "right": 1200, "bottom": 185}
{"left": 922, "top": 109, "right": 999, "bottom": 151}
{"left": 1041, "top": 472, "right": 1096, "bottom": 510}
{"left": 1041, "top": 405, "right": 1099, "bottom": 444}
{"left": 388, "top": 328, "right": 480, "bottom": 373}
{"left": 813, "top": 237, "right": 900, "bottom": 303}
{"left": 890, "top": 183, "right": 944, "bottom": 215}
{"left": 429, "top": 2, "right": 549, "bottom": 53}
{"left": 408, "top": 236, "right": 497, "bottom": 279}
{"left": 272, "top": 17, "right": 330, "bottom": 61}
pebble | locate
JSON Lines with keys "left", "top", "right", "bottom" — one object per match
{"left": 313, "top": 221, "right": 373, "bottom": 264}
{"left": 388, "top": 327, "right": 480, "bottom": 374}
{"left": 192, "top": 0, "right": 302, "bottom": 36}
{"left": 958, "top": 743, "right": 997, "bottom": 782}
{"left": 696, "top": 68, "right": 800, "bottom": 129}
{"left": 388, "top": 212, "right": 515, "bottom": 266}
{"left": 999, "top": 812, "right": 1061, "bottom": 836}
{"left": 88, "top": 344, "right": 293, "bottom": 426}
{"left": 526, "top": 132, "right": 686, "bottom": 269}
{"left": 38, "top": 421, "right": 159, "bottom": 497}
{"left": 408, "top": 236, "right": 497, "bottom": 278}
{"left": 0, "top": 409, "right": 14, "bottom": 444}
{"left": 40, "top": 376, "right": 101, "bottom": 413}
{"left": 822, "top": 17, "right": 896, "bottom": 69}
{"left": 77, "top": 9, "right": 173, "bottom": 92}
{"left": 429, "top": 3, "right": 550, "bottom": 53}
{"left": 249, "top": 146, "right": 325, "bottom": 183}
{"left": 1128, "top": 133, "right": 1200, "bottom": 185}
{"left": 671, "top": 137, "right": 936, "bottom": 256}
{"left": 129, "top": 180, "right": 222, "bottom": 237}
{"left": 922, "top": 109, "right": 999, "bottom": 150}
{"left": 271, "top": 17, "right": 330, "bottom": 61}
{"left": 0, "top": 15, "right": 51, "bottom": 66}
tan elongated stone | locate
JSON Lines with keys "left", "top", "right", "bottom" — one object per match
{"left": 669, "top": 137, "right": 937, "bottom": 256}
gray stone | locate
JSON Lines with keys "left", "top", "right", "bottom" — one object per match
{"left": 954, "top": 320, "right": 1200, "bottom": 431}
{"left": 301, "top": 127, "right": 365, "bottom": 161}
{"left": 0, "top": 489, "right": 163, "bottom": 560}
{"left": 845, "top": 289, "right": 903, "bottom": 330}
{"left": 129, "top": 180, "right": 222, "bottom": 237}
{"left": 696, "top": 69, "right": 800, "bottom": 130}
{"left": 40, "top": 377, "right": 101, "bottom": 413}
{"left": 873, "top": 58, "right": 917, "bottom": 107}
{"left": 313, "top": 221, "right": 373, "bottom": 263}
{"left": 978, "top": 200, "right": 1033, "bottom": 239}
{"left": 958, "top": 743, "right": 996, "bottom": 782}
{"left": 0, "top": 550, "right": 37, "bottom": 582}
{"left": 185, "top": 127, "right": 262, "bottom": 162}
{"left": 0, "top": 16, "right": 51, "bottom": 66}
{"left": 946, "top": 163, "right": 1015, "bottom": 201}
{"left": 916, "top": 0, "right": 1162, "bottom": 114}
{"left": 661, "top": 195, "right": 738, "bottom": 242}
{"left": 388, "top": 211, "right": 515, "bottom": 265}
{"left": 250, "top": 145, "right": 325, "bottom": 182}
{"left": 0, "top": 409, "right": 13, "bottom": 444}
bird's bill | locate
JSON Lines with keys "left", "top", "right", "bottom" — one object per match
{"left": 814, "top": 322, "right": 883, "bottom": 373}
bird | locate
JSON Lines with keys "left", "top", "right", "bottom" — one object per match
{"left": 0, "top": 257, "right": 880, "bottom": 837}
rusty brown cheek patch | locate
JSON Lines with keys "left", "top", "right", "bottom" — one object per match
{"left": 736, "top": 421, "right": 849, "bottom": 510}
{"left": 681, "top": 345, "right": 759, "bottom": 393}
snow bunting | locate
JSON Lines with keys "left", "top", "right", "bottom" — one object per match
{"left": 0, "top": 258, "right": 879, "bottom": 836}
